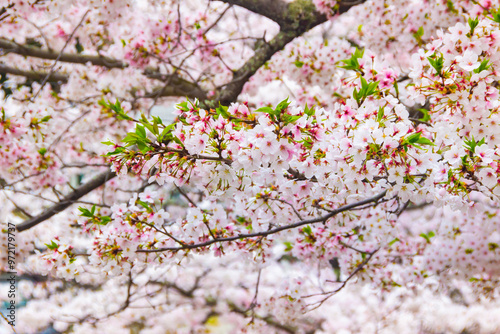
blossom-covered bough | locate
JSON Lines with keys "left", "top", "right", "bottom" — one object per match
{"left": 2, "top": 0, "right": 500, "bottom": 333}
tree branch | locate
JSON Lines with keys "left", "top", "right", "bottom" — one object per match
{"left": 0, "top": 64, "right": 68, "bottom": 82}
{"left": 215, "top": 0, "right": 364, "bottom": 105}
{"left": 0, "top": 63, "right": 205, "bottom": 100}
{"left": 137, "top": 190, "right": 387, "bottom": 252}
{"left": 16, "top": 170, "right": 116, "bottom": 232}
{"left": 143, "top": 74, "right": 207, "bottom": 100}
{"left": 218, "top": 0, "right": 290, "bottom": 27}
{"left": 0, "top": 38, "right": 127, "bottom": 69}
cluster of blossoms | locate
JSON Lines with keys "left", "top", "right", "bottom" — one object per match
{"left": 2, "top": 0, "right": 500, "bottom": 333}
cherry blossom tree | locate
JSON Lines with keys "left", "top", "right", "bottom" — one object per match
{"left": 2, "top": 0, "right": 500, "bottom": 333}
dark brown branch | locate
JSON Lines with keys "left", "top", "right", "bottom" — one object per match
{"left": 0, "top": 4, "right": 14, "bottom": 23}
{"left": 16, "top": 170, "right": 116, "bottom": 232}
{"left": 143, "top": 74, "right": 207, "bottom": 101}
{"left": 0, "top": 64, "right": 68, "bottom": 82}
{"left": 137, "top": 190, "right": 386, "bottom": 253}
{"left": 0, "top": 38, "right": 127, "bottom": 68}
{"left": 0, "top": 60, "right": 204, "bottom": 100}
{"left": 216, "top": 0, "right": 364, "bottom": 105}
{"left": 218, "top": 0, "right": 290, "bottom": 27}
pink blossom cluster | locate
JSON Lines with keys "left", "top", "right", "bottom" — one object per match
{"left": 2, "top": 0, "right": 500, "bottom": 333}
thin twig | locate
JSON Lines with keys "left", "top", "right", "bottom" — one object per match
{"left": 32, "top": 10, "right": 90, "bottom": 100}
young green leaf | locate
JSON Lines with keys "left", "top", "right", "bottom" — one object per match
{"left": 45, "top": 240, "right": 59, "bottom": 250}
{"left": 427, "top": 54, "right": 444, "bottom": 75}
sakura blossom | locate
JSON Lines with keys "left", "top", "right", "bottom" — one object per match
{"left": 2, "top": 0, "right": 500, "bottom": 333}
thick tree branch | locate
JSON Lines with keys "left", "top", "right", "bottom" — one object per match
{"left": 218, "top": 0, "right": 290, "bottom": 27}
{"left": 143, "top": 74, "right": 208, "bottom": 100}
{"left": 16, "top": 170, "right": 116, "bottom": 232}
{"left": 0, "top": 63, "right": 205, "bottom": 100}
{"left": 0, "top": 38, "right": 127, "bottom": 68}
{"left": 0, "top": 64, "right": 68, "bottom": 82}
{"left": 216, "top": 0, "right": 363, "bottom": 105}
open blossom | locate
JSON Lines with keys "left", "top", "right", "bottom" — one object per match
{"left": 475, "top": 144, "right": 494, "bottom": 164}
{"left": 139, "top": 189, "right": 158, "bottom": 203}
{"left": 151, "top": 209, "right": 170, "bottom": 225}
{"left": 455, "top": 50, "right": 480, "bottom": 71}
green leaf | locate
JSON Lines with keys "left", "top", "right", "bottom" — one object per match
{"left": 135, "top": 125, "right": 147, "bottom": 139}
{"left": 302, "top": 225, "right": 312, "bottom": 236}
{"left": 413, "top": 26, "right": 424, "bottom": 44}
{"left": 285, "top": 115, "right": 301, "bottom": 123}
{"left": 415, "top": 136, "right": 434, "bottom": 146}
{"left": 122, "top": 133, "right": 140, "bottom": 145}
{"left": 38, "top": 147, "right": 47, "bottom": 156}
{"left": 468, "top": 17, "right": 479, "bottom": 37}
{"left": 353, "top": 77, "right": 379, "bottom": 105}
{"left": 99, "top": 98, "right": 133, "bottom": 121}
{"left": 388, "top": 238, "right": 400, "bottom": 246}
{"left": 45, "top": 240, "right": 59, "bottom": 250}
{"left": 415, "top": 26, "right": 424, "bottom": 37}
{"left": 284, "top": 241, "right": 293, "bottom": 252}
{"left": 473, "top": 59, "right": 490, "bottom": 74}
{"left": 420, "top": 231, "right": 435, "bottom": 243}
{"left": 158, "top": 123, "right": 176, "bottom": 143}
{"left": 338, "top": 47, "right": 364, "bottom": 73}
{"left": 275, "top": 98, "right": 291, "bottom": 115}
{"left": 216, "top": 103, "right": 230, "bottom": 119}
{"left": 304, "top": 103, "right": 315, "bottom": 117}
{"left": 427, "top": 54, "right": 444, "bottom": 75}
{"left": 152, "top": 115, "right": 164, "bottom": 126}
{"left": 377, "top": 107, "right": 384, "bottom": 122}
{"left": 143, "top": 122, "right": 157, "bottom": 135}
{"left": 254, "top": 106, "right": 274, "bottom": 114}
{"left": 137, "top": 200, "right": 153, "bottom": 212}
{"left": 98, "top": 216, "right": 111, "bottom": 225}
{"left": 406, "top": 132, "right": 421, "bottom": 144}
{"left": 176, "top": 101, "right": 189, "bottom": 112}
{"left": 464, "top": 136, "right": 485, "bottom": 153}
{"left": 78, "top": 207, "right": 94, "bottom": 218}
{"left": 294, "top": 60, "right": 304, "bottom": 68}
{"left": 446, "top": 0, "right": 458, "bottom": 14}
{"left": 106, "top": 146, "right": 125, "bottom": 156}
{"left": 40, "top": 115, "right": 52, "bottom": 123}
{"left": 404, "top": 132, "right": 434, "bottom": 147}
{"left": 491, "top": 9, "right": 500, "bottom": 24}
{"left": 418, "top": 108, "right": 431, "bottom": 122}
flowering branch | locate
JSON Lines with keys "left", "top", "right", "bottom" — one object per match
{"left": 16, "top": 170, "right": 116, "bottom": 232}
{"left": 136, "top": 190, "right": 387, "bottom": 253}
